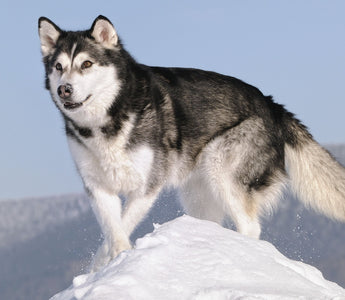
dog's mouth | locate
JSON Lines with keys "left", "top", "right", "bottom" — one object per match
{"left": 63, "top": 95, "right": 92, "bottom": 110}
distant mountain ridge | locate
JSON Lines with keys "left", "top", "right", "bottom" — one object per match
{"left": 0, "top": 194, "right": 90, "bottom": 250}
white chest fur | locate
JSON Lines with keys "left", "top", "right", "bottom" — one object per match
{"left": 67, "top": 116, "right": 154, "bottom": 197}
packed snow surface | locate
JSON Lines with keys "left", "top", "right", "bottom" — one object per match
{"left": 51, "top": 216, "right": 345, "bottom": 300}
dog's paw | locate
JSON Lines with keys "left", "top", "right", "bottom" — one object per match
{"left": 89, "top": 239, "right": 132, "bottom": 272}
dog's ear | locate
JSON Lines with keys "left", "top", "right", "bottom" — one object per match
{"left": 90, "top": 15, "right": 118, "bottom": 48}
{"left": 38, "top": 17, "right": 61, "bottom": 56}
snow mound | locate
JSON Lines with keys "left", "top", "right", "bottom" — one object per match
{"left": 51, "top": 216, "right": 345, "bottom": 300}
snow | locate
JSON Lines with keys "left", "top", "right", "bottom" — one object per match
{"left": 51, "top": 215, "right": 345, "bottom": 300}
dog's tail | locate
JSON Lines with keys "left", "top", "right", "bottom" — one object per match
{"left": 284, "top": 117, "right": 345, "bottom": 221}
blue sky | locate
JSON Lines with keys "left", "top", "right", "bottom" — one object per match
{"left": 1, "top": 0, "right": 345, "bottom": 199}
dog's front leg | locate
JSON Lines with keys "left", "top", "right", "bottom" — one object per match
{"left": 88, "top": 189, "right": 131, "bottom": 272}
{"left": 122, "top": 192, "right": 160, "bottom": 237}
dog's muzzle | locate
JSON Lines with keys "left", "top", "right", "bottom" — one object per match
{"left": 57, "top": 84, "right": 84, "bottom": 110}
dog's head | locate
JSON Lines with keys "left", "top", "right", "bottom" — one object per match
{"left": 38, "top": 16, "right": 122, "bottom": 122}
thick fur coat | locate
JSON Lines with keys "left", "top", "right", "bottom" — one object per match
{"left": 38, "top": 16, "right": 345, "bottom": 271}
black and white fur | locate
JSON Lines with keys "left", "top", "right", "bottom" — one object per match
{"left": 38, "top": 16, "right": 345, "bottom": 272}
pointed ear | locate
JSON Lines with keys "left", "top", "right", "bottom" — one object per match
{"left": 90, "top": 16, "right": 118, "bottom": 48}
{"left": 38, "top": 17, "right": 61, "bottom": 56}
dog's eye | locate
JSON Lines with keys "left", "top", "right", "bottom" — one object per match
{"left": 56, "top": 63, "right": 62, "bottom": 71}
{"left": 81, "top": 61, "right": 93, "bottom": 70}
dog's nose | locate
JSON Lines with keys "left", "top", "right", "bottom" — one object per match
{"left": 57, "top": 84, "right": 73, "bottom": 99}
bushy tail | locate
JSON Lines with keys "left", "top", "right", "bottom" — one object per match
{"left": 285, "top": 119, "right": 345, "bottom": 221}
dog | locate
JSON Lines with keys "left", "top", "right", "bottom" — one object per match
{"left": 38, "top": 15, "right": 345, "bottom": 271}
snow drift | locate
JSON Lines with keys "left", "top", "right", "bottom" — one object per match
{"left": 51, "top": 216, "right": 345, "bottom": 300}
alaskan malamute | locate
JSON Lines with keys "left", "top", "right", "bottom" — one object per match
{"left": 38, "top": 16, "right": 345, "bottom": 271}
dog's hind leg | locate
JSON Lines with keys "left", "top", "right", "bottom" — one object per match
{"left": 215, "top": 170, "right": 286, "bottom": 238}
{"left": 201, "top": 157, "right": 261, "bottom": 237}
{"left": 199, "top": 117, "right": 287, "bottom": 238}
{"left": 180, "top": 162, "right": 261, "bottom": 237}
{"left": 209, "top": 175, "right": 262, "bottom": 238}
{"left": 179, "top": 170, "right": 225, "bottom": 225}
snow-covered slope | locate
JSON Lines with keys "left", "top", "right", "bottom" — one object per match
{"left": 51, "top": 216, "right": 345, "bottom": 300}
